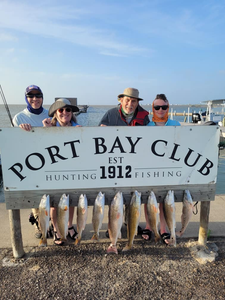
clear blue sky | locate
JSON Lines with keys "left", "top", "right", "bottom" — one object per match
{"left": 0, "top": 0, "right": 225, "bottom": 105}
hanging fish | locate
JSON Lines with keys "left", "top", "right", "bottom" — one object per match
{"left": 39, "top": 194, "right": 50, "bottom": 247}
{"left": 107, "top": 191, "right": 123, "bottom": 254}
{"left": 75, "top": 194, "right": 88, "bottom": 245}
{"left": 122, "top": 190, "right": 141, "bottom": 252}
{"left": 92, "top": 192, "right": 105, "bottom": 241}
{"left": 163, "top": 190, "right": 176, "bottom": 246}
{"left": 146, "top": 191, "right": 160, "bottom": 243}
{"left": 176, "top": 190, "right": 194, "bottom": 237}
{"left": 57, "top": 194, "right": 69, "bottom": 241}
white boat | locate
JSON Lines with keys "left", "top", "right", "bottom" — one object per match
{"left": 201, "top": 99, "right": 225, "bottom": 124}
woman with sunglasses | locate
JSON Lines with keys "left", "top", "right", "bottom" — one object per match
{"left": 143, "top": 94, "right": 180, "bottom": 244}
{"left": 43, "top": 98, "right": 81, "bottom": 245}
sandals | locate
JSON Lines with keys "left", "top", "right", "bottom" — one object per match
{"left": 54, "top": 231, "right": 64, "bottom": 246}
{"left": 67, "top": 226, "right": 78, "bottom": 240}
{"left": 142, "top": 229, "right": 152, "bottom": 241}
{"left": 160, "top": 232, "right": 171, "bottom": 245}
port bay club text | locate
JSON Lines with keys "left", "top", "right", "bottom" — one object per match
{"left": 0, "top": 126, "right": 220, "bottom": 191}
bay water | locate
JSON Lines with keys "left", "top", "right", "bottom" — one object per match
{"left": 0, "top": 104, "right": 224, "bottom": 199}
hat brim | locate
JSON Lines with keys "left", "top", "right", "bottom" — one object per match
{"left": 118, "top": 94, "right": 143, "bottom": 101}
{"left": 48, "top": 103, "right": 79, "bottom": 117}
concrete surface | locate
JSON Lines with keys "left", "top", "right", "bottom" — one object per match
{"left": 0, "top": 194, "right": 224, "bottom": 249}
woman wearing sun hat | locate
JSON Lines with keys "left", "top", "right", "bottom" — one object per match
{"left": 43, "top": 98, "right": 81, "bottom": 245}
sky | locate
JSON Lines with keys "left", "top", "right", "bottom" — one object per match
{"left": 0, "top": 0, "right": 225, "bottom": 105}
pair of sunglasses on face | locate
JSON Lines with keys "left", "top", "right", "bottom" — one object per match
{"left": 57, "top": 107, "right": 72, "bottom": 113}
{"left": 27, "top": 94, "right": 43, "bottom": 98}
{"left": 154, "top": 105, "right": 168, "bottom": 111}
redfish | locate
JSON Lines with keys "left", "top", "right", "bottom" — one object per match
{"left": 39, "top": 194, "right": 50, "bottom": 247}
{"left": 107, "top": 191, "right": 123, "bottom": 254}
{"left": 92, "top": 192, "right": 105, "bottom": 241}
{"left": 75, "top": 194, "right": 88, "bottom": 245}
{"left": 122, "top": 190, "right": 141, "bottom": 252}
{"left": 176, "top": 190, "right": 194, "bottom": 237}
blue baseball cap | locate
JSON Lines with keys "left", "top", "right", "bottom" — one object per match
{"left": 25, "top": 85, "right": 43, "bottom": 95}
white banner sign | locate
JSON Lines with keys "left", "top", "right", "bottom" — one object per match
{"left": 0, "top": 126, "right": 220, "bottom": 191}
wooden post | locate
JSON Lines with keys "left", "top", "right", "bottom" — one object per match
{"left": 8, "top": 209, "right": 25, "bottom": 258}
{"left": 198, "top": 201, "right": 211, "bottom": 246}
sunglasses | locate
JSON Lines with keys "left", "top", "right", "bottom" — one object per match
{"left": 57, "top": 107, "right": 72, "bottom": 113}
{"left": 154, "top": 105, "right": 168, "bottom": 111}
{"left": 27, "top": 94, "right": 43, "bottom": 98}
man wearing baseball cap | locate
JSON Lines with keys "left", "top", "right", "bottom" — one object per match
{"left": 13, "top": 84, "right": 49, "bottom": 131}
{"left": 99, "top": 87, "right": 149, "bottom": 126}
{"left": 12, "top": 84, "right": 49, "bottom": 238}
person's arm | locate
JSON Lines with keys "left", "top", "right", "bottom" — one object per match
{"left": 13, "top": 115, "right": 32, "bottom": 131}
{"left": 42, "top": 118, "right": 52, "bottom": 127}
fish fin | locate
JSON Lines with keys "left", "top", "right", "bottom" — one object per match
{"left": 153, "top": 206, "right": 158, "bottom": 213}
{"left": 45, "top": 210, "right": 48, "bottom": 216}
{"left": 82, "top": 208, "right": 86, "bottom": 214}
{"left": 116, "top": 212, "right": 121, "bottom": 219}
{"left": 39, "top": 238, "right": 47, "bottom": 247}
{"left": 176, "top": 231, "right": 182, "bottom": 237}
{"left": 64, "top": 206, "right": 68, "bottom": 211}
{"left": 91, "top": 233, "right": 99, "bottom": 241}
{"left": 75, "top": 237, "right": 81, "bottom": 245}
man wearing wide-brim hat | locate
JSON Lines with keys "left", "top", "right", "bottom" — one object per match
{"left": 99, "top": 87, "right": 149, "bottom": 126}
{"left": 98, "top": 88, "right": 149, "bottom": 248}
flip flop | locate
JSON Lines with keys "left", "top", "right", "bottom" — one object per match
{"left": 160, "top": 233, "right": 171, "bottom": 245}
{"left": 142, "top": 229, "right": 152, "bottom": 241}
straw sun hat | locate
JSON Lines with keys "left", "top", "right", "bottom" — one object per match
{"left": 118, "top": 88, "right": 143, "bottom": 101}
{"left": 48, "top": 98, "right": 79, "bottom": 117}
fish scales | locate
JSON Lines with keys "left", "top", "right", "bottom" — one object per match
{"left": 39, "top": 194, "right": 50, "bottom": 246}
{"left": 176, "top": 190, "right": 194, "bottom": 237}
{"left": 164, "top": 190, "right": 176, "bottom": 246}
{"left": 57, "top": 194, "right": 69, "bottom": 241}
{"left": 146, "top": 191, "right": 160, "bottom": 243}
{"left": 122, "top": 190, "right": 141, "bottom": 251}
{"left": 107, "top": 191, "right": 123, "bottom": 254}
{"left": 92, "top": 192, "right": 105, "bottom": 241}
{"left": 76, "top": 194, "right": 88, "bottom": 245}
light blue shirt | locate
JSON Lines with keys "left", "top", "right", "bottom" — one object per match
{"left": 147, "top": 119, "right": 181, "bottom": 126}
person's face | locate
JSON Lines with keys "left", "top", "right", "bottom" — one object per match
{"left": 56, "top": 106, "right": 72, "bottom": 126}
{"left": 26, "top": 90, "right": 43, "bottom": 109}
{"left": 120, "top": 96, "right": 139, "bottom": 114}
{"left": 153, "top": 99, "right": 169, "bottom": 119}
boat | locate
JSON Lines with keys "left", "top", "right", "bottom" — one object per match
{"left": 201, "top": 99, "right": 225, "bottom": 124}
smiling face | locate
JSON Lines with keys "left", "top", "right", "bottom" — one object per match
{"left": 56, "top": 106, "right": 73, "bottom": 126}
{"left": 120, "top": 96, "right": 139, "bottom": 114}
{"left": 153, "top": 98, "right": 169, "bottom": 119}
{"left": 26, "top": 90, "right": 43, "bottom": 109}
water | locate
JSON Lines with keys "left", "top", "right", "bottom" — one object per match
{"left": 0, "top": 104, "right": 224, "bottom": 200}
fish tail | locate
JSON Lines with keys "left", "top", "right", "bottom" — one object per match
{"left": 176, "top": 230, "right": 183, "bottom": 237}
{"left": 39, "top": 238, "right": 47, "bottom": 247}
{"left": 75, "top": 237, "right": 81, "bottom": 245}
{"left": 155, "top": 234, "right": 161, "bottom": 243}
{"left": 91, "top": 233, "right": 99, "bottom": 241}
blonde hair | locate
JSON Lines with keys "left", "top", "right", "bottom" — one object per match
{"left": 51, "top": 108, "right": 77, "bottom": 126}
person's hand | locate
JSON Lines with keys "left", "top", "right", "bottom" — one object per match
{"left": 19, "top": 123, "right": 32, "bottom": 131}
{"left": 100, "top": 124, "right": 107, "bottom": 126}
{"left": 42, "top": 118, "right": 52, "bottom": 127}
{"left": 75, "top": 125, "right": 82, "bottom": 127}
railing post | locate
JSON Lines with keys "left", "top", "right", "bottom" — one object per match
{"left": 8, "top": 209, "right": 25, "bottom": 258}
{"left": 198, "top": 201, "right": 210, "bottom": 246}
